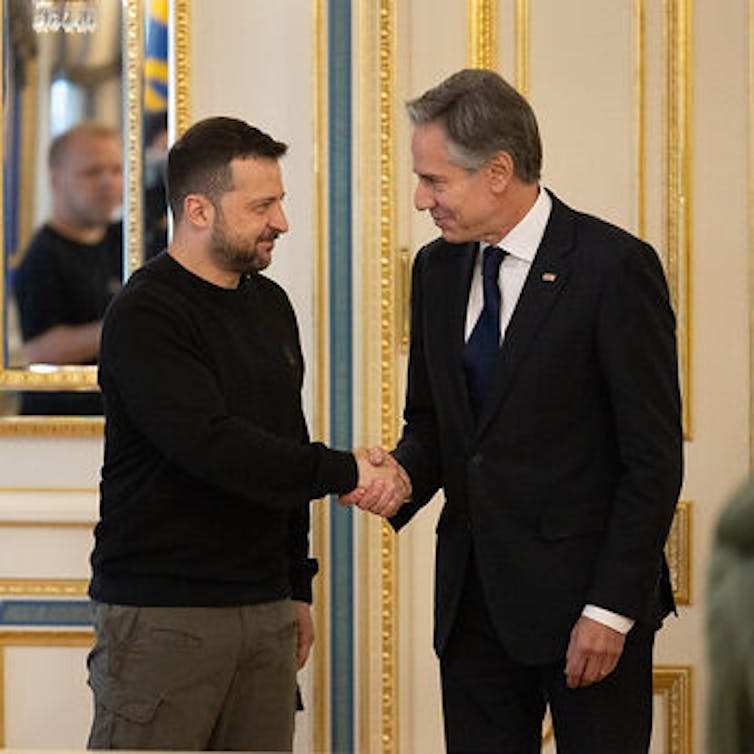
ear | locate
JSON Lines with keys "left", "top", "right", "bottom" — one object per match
{"left": 485, "top": 151, "right": 514, "bottom": 194}
{"left": 49, "top": 168, "right": 62, "bottom": 192}
{"left": 182, "top": 194, "right": 214, "bottom": 229}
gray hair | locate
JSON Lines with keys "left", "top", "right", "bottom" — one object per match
{"left": 406, "top": 69, "right": 542, "bottom": 183}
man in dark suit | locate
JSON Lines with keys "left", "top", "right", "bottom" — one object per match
{"left": 348, "top": 69, "right": 682, "bottom": 753}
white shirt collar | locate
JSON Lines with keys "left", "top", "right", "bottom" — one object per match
{"left": 480, "top": 187, "right": 552, "bottom": 263}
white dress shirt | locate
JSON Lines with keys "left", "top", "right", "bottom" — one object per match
{"left": 464, "top": 187, "right": 633, "bottom": 635}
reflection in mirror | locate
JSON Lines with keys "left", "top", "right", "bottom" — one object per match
{"left": 143, "top": 0, "right": 168, "bottom": 261}
{"left": 0, "top": 0, "right": 137, "bottom": 419}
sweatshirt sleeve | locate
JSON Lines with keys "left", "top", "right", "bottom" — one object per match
{"left": 100, "top": 287, "right": 358, "bottom": 510}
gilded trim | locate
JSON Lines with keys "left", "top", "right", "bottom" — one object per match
{"left": 749, "top": 0, "right": 754, "bottom": 469}
{"left": 0, "top": 485, "right": 96, "bottom": 494}
{"left": 0, "top": 6, "right": 4, "bottom": 401}
{"left": 0, "top": 369, "right": 97, "bottom": 390}
{"left": 173, "top": 0, "right": 192, "bottom": 136}
{"left": 653, "top": 666, "right": 693, "bottom": 754}
{"left": 467, "top": 0, "right": 497, "bottom": 70}
{"left": 16, "top": 60, "right": 39, "bottom": 256}
{"left": 357, "top": 0, "right": 395, "bottom": 750}
{"left": 312, "top": 0, "right": 330, "bottom": 751}
{"left": 0, "top": 579, "right": 88, "bottom": 597}
{"left": 665, "top": 0, "right": 693, "bottom": 439}
{"left": 124, "top": 0, "right": 145, "bottom": 277}
{"left": 0, "top": 416, "right": 103, "bottom": 436}
{"left": 665, "top": 500, "right": 691, "bottom": 605}
{"left": 0, "top": 521, "right": 93, "bottom": 528}
{"left": 634, "top": 0, "right": 647, "bottom": 238}
{"left": 356, "top": 0, "right": 401, "bottom": 749}
{"left": 0, "top": 630, "right": 94, "bottom": 747}
{"left": 0, "top": 630, "right": 93, "bottom": 646}
{"left": 515, "top": 0, "right": 530, "bottom": 97}
{"left": 378, "top": 2, "right": 399, "bottom": 751}
{"left": 0, "top": 647, "right": 4, "bottom": 747}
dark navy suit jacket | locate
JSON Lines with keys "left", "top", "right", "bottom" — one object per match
{"left": 392, "top": 191, "right": 682, "bottom": 664}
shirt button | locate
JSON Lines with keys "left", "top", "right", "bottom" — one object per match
{"left": 470, "top": 453, "right": 483, "bottom": 466}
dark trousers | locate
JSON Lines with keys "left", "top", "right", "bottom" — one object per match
{"left": 440, "top": 559, "right": 655, "bottom": 754}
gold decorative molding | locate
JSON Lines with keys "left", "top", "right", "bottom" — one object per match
{"left": 467, "top": 0, "right": 497, "bottom": 70}
{"left": 0, "top": 579, "right": 88, "bottom": 597}
{"left": 0, "top": 647, "right": 4, "bottom": 748}
{"left": 0, "top": 630, "right": 92, "bottom": 646}
{"left": 0, "top": 416, "right": 103, "bottom": 436}
{"left": 378, "top": 2, "right": 399, "bottom": 752}
{"left": 0, "top": 368, "right": 98, "bottom": 391}
{"left": 0, "top": 520, "right": 93, "bottom": 529}
{"left": 359, "top": 0, "right": 400, "bottom": 750}
{"left": 665, "top": 0, "right": 693, "bottom": 439}
{"left": 749, "top": 0, "right": 754, "bottom": 470}
{"left": 312, "top": 0, "right": 330, "bottom": 751}
{"left": 16, "top": 60, "right": 39, "bottom": 257}
{"left": 515, "top": 0, "right": 530, "bottom": 97}
{"left": 173, "top": 0, "right": 192, "bottom": 136}
{"left": 124, "top": 0, "right": 145, "bottom": 277}
{"left": 0, "top": 630, "right": 94, "bottom": 747}
{"left": 0, "top": 486, "right": 96, "bottom": 495}
{"left": 0, "top": 9, "right": 4, "bottom": 398}
{"left": 634, "top": 0, "right": 647, "bottom": 238}
{"left": 653, "top": 665, "right": 693, "bottom": 754}
{"left": 665, "top": 500, "right": 691, "bottom": 605}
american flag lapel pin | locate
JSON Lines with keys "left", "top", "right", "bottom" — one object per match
{"left": 542, "top": 272, "right": 557, "bottom": 282}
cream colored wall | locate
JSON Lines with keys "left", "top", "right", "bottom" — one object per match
{"left": 0, "top": 438, "right": 99, "bottom": 747}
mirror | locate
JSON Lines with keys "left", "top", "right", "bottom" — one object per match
{"left": 0, "top": 0, "right": 184, "bottom": 426}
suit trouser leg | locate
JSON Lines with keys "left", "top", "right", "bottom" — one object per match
{"left": 544, "top": 622, "right": 655, "bottom": 754}
{"left": 439, "top": 557, "right": 656, "bottom": 754}
{"left": 440, "top": 558, "right": 545, "bottom": 754}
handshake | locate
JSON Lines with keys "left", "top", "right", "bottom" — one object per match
{"left": 339, "top": 447, "right": 412, "bottom": 518}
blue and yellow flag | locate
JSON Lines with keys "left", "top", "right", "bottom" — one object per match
{"left": 145, "top": 0, "right": 168, "bottom": 112}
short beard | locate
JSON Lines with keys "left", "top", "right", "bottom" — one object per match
{"left": 210, "top": 211, "right": 270, "bottom": 274}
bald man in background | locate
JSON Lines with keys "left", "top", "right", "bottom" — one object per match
{"left": 13, "top": 122, "right": 123, "bottom": 414}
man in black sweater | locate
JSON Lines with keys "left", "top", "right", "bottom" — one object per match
{"left": 87, "top": 117, "right": 408, "bottom": 752}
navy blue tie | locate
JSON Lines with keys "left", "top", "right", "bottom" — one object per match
{"left": 463, "top": 246, "right": 506, "bottom": 419}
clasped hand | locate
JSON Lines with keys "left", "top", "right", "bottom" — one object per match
{"left": 339, "top": 447, "right": 411, "bottom": 518}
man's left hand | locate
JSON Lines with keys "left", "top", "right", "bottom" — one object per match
{"left": 293, "top": 601, "right": 315, "bottom": 669}
{"left": 564, "top": 616, "right": 626, "bottom": 689}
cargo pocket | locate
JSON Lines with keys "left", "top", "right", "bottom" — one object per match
{"left": 88, "top": 670, "right": 165, "bottom": 749}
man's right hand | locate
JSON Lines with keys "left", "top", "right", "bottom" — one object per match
{"left": 340, "top": 447, "right": 411, "bottom": 518}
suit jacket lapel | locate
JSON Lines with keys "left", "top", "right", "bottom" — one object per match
{"left": 424, "top": 241, "right": 477, "bottom": 441}
{"left": 474, "top": 195, "right": 577, "bottom": 439}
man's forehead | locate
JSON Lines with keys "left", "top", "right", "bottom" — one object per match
{"left": 229, "top": 156, "right": 283, "bottom": 188}
{"left": 63, "top": 135, "right": 122, "bottom": 162}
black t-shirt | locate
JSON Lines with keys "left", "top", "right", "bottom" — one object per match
{"left": 13, "top": 223, "right": 122, "bottom": 415}
{"left": 90, "top": 252, "right": 357, "bottom": 607}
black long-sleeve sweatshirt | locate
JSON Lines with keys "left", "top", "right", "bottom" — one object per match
{"left": 89, "top": 252, "right": 357, "bottom": 607}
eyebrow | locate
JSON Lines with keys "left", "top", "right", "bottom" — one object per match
{"left": 247, "top": 192, "right": 285, "bottom": 207}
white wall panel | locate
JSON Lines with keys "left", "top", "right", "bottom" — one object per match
{"left": 3, "top": 645, "right": 91, "bottom": 748}
{"left": 530, "top": 0, "right": 634, "bottom": 229}
{"left": 191, "top": 0, "right": 317, "bottom": 425}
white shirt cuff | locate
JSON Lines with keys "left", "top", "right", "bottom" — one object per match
{"left": 582, "top": 604, "right": 635, "bottom": 634}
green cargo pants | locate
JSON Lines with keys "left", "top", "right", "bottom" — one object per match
{"left": 87, "top": 600, "right": 298, "bottom": 751}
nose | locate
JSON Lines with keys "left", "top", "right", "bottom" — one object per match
{"left": 271, "top": 203, "right": 289, "bottom": 234}
{"left": 414, "top": 180, "right": 434, "bottom": 211}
